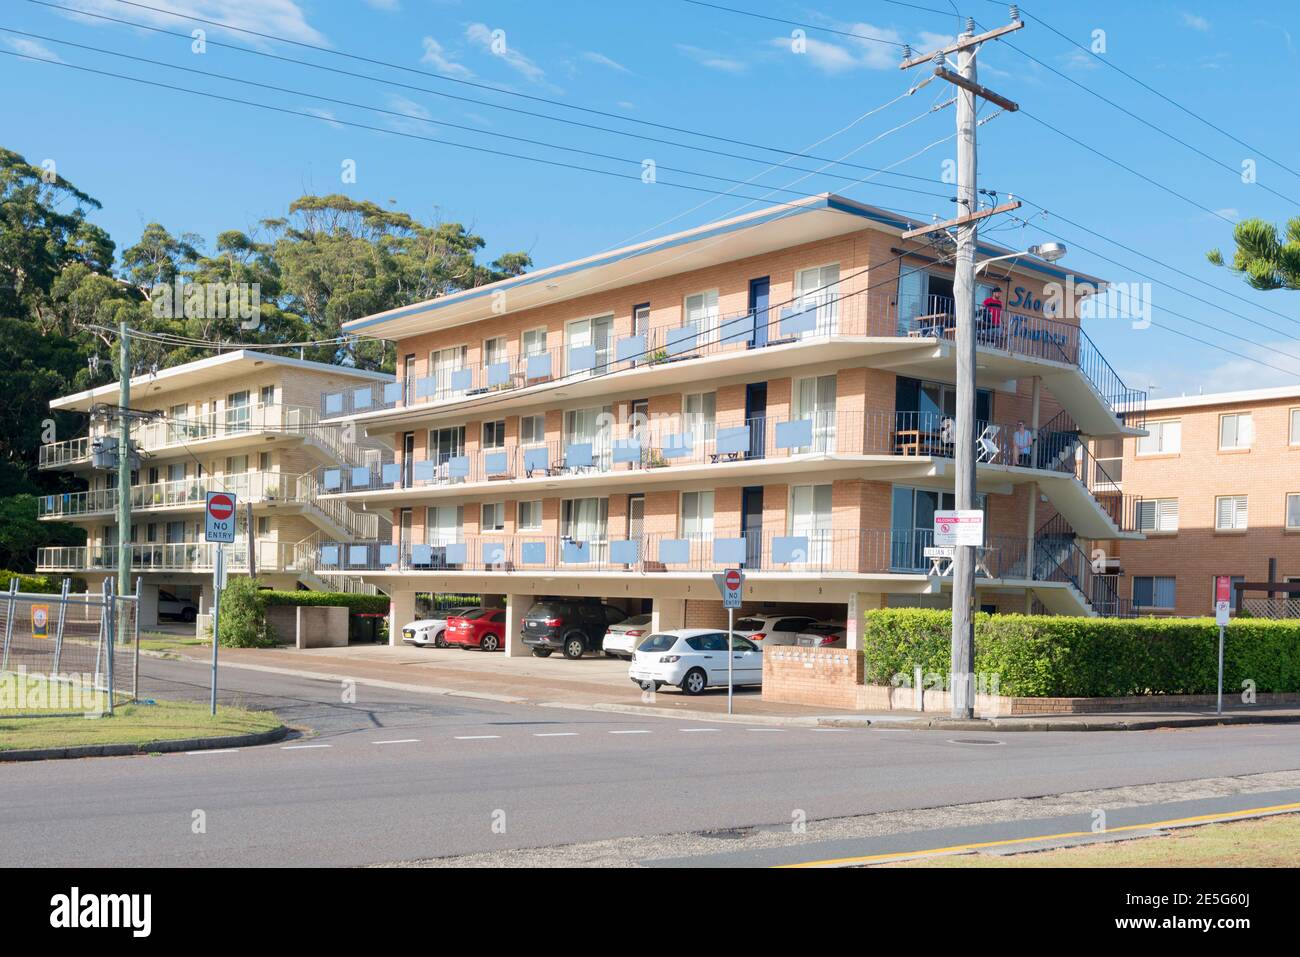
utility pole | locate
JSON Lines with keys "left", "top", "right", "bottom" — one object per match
{"left": 116, "top": 319, "right": 132, "bottom": 607}
{"left": 900, "top": 11, "right": 1024, "bottom": 719}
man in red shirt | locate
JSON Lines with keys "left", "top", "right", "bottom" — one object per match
{"left": 980, "top": 287, "right": 1004, "bottom": 343}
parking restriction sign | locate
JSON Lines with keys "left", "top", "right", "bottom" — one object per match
{"left": 205, "top": 491, "right": 237, "bottom": 543}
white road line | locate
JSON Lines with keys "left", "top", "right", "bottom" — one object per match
{"left": 533, "top": 732, "right": 579, "bottom": 737}
{"left": 608, "top": 729, "right": 653, "bottom": 735}
{"left": 454, "top": 735, "right": 502, "bottom": 740}
{"left": 372, "top": 738, "right": 420, "bottom": 745}
{"left": 282, "top": 744, "right": 332, "bottom": 750}
{"left": 187, "top": 749, "right": 239, "bottom": 755}
{"left": 679, "top": 728, "right": 721, "bottom": 733}
{"left": 744, "top": 728, "right": 786, "bottom": 732}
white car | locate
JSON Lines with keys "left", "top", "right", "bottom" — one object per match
{"left": 793, "top": 621, "right": 847, "bottom": 648}
{"left": 157, "top": 589, "right": 198, "bottom": 623}
{"left": 400, "top": 607, "right": 479, "bottom": 648}
{"left": 731, "top": 613, "right": 819, "bottom": 646}
{"left": 601, "top": 613, "right": 653, "bottom": 659}
{"left": 628, "top": 629, "right": 762, "bottom": 696}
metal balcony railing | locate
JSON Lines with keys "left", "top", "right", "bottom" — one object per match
{"left": 37, "top": 435, "right": 95, "bottom": 469}
{"left": 37, "top": 540, "right": 299, "bottom": 574}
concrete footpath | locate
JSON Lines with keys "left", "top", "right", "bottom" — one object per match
{"left": 154, "top": 642, "right": 1300, "bottom": 731}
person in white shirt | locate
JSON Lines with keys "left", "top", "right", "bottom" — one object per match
{"left": 1013, "top": 420, "right": 1034, "bottom": 466}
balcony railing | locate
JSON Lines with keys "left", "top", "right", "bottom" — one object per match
{"left": 320, "top": 410, "right": 1086, "bottom": 494}
{"left": 317, "top": 528, "right": 1032, "bottom": 580}
{"left": 39, "top": 471, "right": 379, "bottom": 538}
{"left": 37, "top": 540, "right": 310, "bottom": 574}
{"left": 37, "top": 435, "right": 95, "bottom": 469}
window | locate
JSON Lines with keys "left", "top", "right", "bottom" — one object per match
{"left": 1219, "top": 412, "right": 1253, "bottom": 450}
{"left": 1133, "top": 576, "right": 1176, "bottom": 609}
{"left": 560, "top": 497, "right": 608, "bottom": 542}
{"left": 225, "top": 454, "right": 248, "bottom": 474}
{"left": 167, "top": 463, "right": 185, "bottom": 483}
{"left": 682, "top": 392, "right": 717, "bottom": 444}
{"left": 1216, "top": 495, "right": 1249, "bottom": 531}
{"left": 632, "top": 302, "right": 650, "bottom": 339}
{"left": 425, "top": 505, "right": 464, "bottom": 544}
{"left": 1291, "top": 409, "right": 1300, "bottom": 446}
{"left": 564, "top": 406, "right": 612, "bottom": 467}
{"left": 482, "top": 420, "right": 506, "bottom": 449}
{"left": 259, "top": 385, "right": 275, "bottom": 407}
{"left": 225, "top": 390, "right": 250, "bottom": 431}
{"left": 483, "top": 336, "right": 507, "bottom": 367}
{"left": 518, "top": 500, "right": 542, "bottom": 531}
{"left": 168, "top": 403, "right": 190, "bottom": 442}
{"left": 430, "top": 345, "right": 468, "bottom": 396}
{"left": 793, "top": 263, "right": 840, "bottom": 335}
{"left": 521, "top": 327, "right": 547, "bottom": 357}
{"left": 794, "top": 374, "right": 837, "bottom": 452}
{"left": 428, "top": 426, "right": 466, "bottom": 465}
{"left": 257, "top": 516, "right": 270, "bottom": 536}
{"left": 1137, "top": 420, "right": 1181, "bottom": 455}
{"left": 681, "top": 491, "right": 714, "bottom": 538}
{"left": 566, "top": 314, "right": 613, "bottom": 374}
{"left": 481, "top": 502, "right": 505, "bottom": 533}
{"left": 520, "top": 414, "right": 545, "bottom": 446}
{"left": 683, "top": 290, "right": 719, "bottom": 342}
{"left": 1092, "top": 437, "right": 1123, "bottom": 489}
{"left": 258, "top": 451, "right": 271, "bottom": 472}
{"left": 1135, "top": 498, "right": 1179, "bottom": 533}
{"left": 1288, "top": 493, "right": 1300, "bottom": 530}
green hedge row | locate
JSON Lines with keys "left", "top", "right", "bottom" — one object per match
{"left": 863, "top": 608, "right": 1300, "bottom": 697}
{"left": 0, "top": 570, "right": 61, "bottom": 594}
{"left": 261, "top": 591, "right": 390, "bottom": 615}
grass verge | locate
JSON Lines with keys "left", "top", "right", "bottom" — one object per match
{"left": 885, "top": 813, "right": 1300, "bottom": 867}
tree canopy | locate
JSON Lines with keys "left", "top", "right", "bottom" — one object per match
{"left": 1207, "top": 217, "right": 1300, "bottom": 291}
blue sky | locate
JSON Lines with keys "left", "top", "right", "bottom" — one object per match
{"left": 4, "top": 0, "right": 1299, "bottom": 398}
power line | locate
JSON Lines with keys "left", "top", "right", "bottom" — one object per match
{"left": 680, "top": 0, "right": 907, "bottom": 46}
{"left": 1, "top": 27, "right": 959, "bottom": 206}
{"left": 1003, "top": 1, "right": 1300, "bottom": 183}
{"left": 22, "top": 2, "right": 967, "bottom": 192}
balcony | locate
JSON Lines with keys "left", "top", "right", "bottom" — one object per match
{"left": 316, "top": 528, "right": 1036, "bottom": 581}
{"left": 37, "top": 540, "right": 313, "bottom": 575}
{"left": 39, "top": 471, "right": 380, "bottom": 539}
{"left": 320, "top": 290, "right": 1144, "bottom": 437}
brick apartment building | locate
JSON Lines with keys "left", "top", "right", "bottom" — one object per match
{"left": 313, "top": 193, "right": 1147, "bottom": 651}
{"left": 1096, "top": 384, "right": 1300, "bottom": 617}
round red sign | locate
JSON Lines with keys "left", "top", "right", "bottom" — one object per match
{"left": 724, "top": 569, "right": 742, "bottom": 590}
{"left": 208, "top": 494, "right": 234, "bottom": 519}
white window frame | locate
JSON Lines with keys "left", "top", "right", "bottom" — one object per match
{"left": 793, "top": 262, "right": 841, "bottom": 335}
{"left": 1135, "top": 497, "right": 1179, "bottom": 533}
{"left": 682, "top": 392, "right": 717, "bottom": 445}
{"left": 429, "top": 345, "right": 469, "bottom": 396}
{"left": 683, "top": 290, "right": 719, "bottom": 344}
{"left": 1137, "top": 419, "right": 1181, "bottom": 456}
{"left": 1219, "top": 412, "right": 1253, "bottom": 451}
{"left": 680, "top": 490, "right": 715, "bottom": 538}
{"left": 1288, "top": 493, "right": 1300, "bottom": 530}
{"left": 1290, "top": 409, "right": 1300, "bottom": 446}
{"left": 521, "top": 326, "right": 548, "bottom": 357}
{"left": 480, "top": 502, "right": 505, "bottom": 533}
{"left": 518, "top": 500, "right": 543, "bottom": 531}
{"left": 1215, "top": 494, "right": 1249, "bottom": 531}
{"left": 519, "top": 414, "right": 546, "bottom": 447}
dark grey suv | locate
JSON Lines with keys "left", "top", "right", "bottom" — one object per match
{"left": 521, "top": 600, "right": 628, "bottom": 659}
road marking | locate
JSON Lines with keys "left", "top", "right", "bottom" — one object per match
{"left": 454, "top": 735, "right": 502, "bottom": 740}
{"left": 372, "top": 738, "right": 420, "bottom": 745}
{"left": 609, "top": 729, "right": 652, "bottom": 735}
{"left": 679, "top": 728, "right": 720, "bottom": 733}
{"left": 780, "top": 800, "right": 1300, "bottom": 868}
{"left": 533, "top": 732, "right": 579, "bottom": 737}
{"left": 187, "top": 749, "right": 239, "bottom": 755}
{"left": 282, "top": 744, "right": 332, "bottom": 750}
{"left": 744, "top": 727, "right": 786, "bottom": 732}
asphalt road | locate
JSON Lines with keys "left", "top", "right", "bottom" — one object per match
{"left": 2, "top": 656, "right": 1299, "bottom": 867}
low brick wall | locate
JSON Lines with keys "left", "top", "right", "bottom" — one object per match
{"left": 761, "top": 646, "right": 1300, "bottom": 715}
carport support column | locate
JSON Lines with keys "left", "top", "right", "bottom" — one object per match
{"left": 138, "top": 583, "right": 160, "bottom": 630}
{"left": 651, "top": 597, "right": 685, "bottom": 634}
{"left": 504, "top": 593, "right": 534, "bottom": 657}
{"left": 845, "top": 592, "right": 883, "bottom": 651}
{"left": 388, "top": 589, "right": 417, "bottom": 648}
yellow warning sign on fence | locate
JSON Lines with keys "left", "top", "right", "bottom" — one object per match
{"left": 31, "top": 604, "right": 50, "bottom": 639}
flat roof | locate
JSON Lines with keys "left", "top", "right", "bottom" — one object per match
{"left": 50, "top": 350, "right": 392, "bottom": 412}
{"left": 1145, "top": 384, "right": 1300, "bottom": 413}
{"left": 343, "top": 193, "right": 1105, "bottom": 339}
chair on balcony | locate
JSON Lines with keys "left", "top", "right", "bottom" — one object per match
{"left": 976, "top": 425, "right": 1002, "bottom": 464}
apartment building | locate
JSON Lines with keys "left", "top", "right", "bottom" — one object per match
{"left": 314, "top": 194, "right": 1146, "bottom": 650}
{"left": 36, "top": 350, "right": 393, "bottom": 627}
{"left": 1095, "top": 385, "right": 1300, "bottom": 618}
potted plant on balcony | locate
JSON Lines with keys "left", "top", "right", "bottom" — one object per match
{"left": 646, "top": 448, "right": 668, "bottom": 469}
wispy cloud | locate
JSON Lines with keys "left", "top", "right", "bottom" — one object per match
{"left": 6, "top": 37, "right": 63, "bottom": 62}
{"left": 676, "top": 43, "right": 747, "bottom": 73}
{"left": 1181, "top": 11, "right": 1211, "bottom": 32}
{"left": 466, "top": 22, "right": 553, "bottom": 88}
{"left": 382, "top": 94, "right": 435, "bottom": 135}
{"left": 421, "top": 35, "right": 472, "bottom": 78}
{"left": 306, "top": 107, "right": 342, "bottom": 129}
{"left": 581, "top": 50, "right": 631, "bottom": 74}
{"left": 56, "top": 0, "right": 328, "bottom": 46}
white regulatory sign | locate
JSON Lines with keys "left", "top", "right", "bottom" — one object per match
{"left": 933, "top": 510, "right": 984, "bottom": 547}
{"left": 205, "top": 491, "right": 237, "bottom": 544}
{"left": 713, "top": 568, "right": 745, "bottom": 609}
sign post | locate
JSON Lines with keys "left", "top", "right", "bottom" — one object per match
{"left": 205, "top": 491, "right": 236, "bottom": 716}
{"left": 713, "top": 568, "right": 745, "bottom": 715}
{"left": 1214, "top": 575, "right": 1231, "bottom": 715}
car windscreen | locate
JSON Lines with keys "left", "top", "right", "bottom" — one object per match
{"left": 638, "top": 634, "right": 679, "bottom": 653}
{"left": 624, "top": 614, "right": 652, "bottom": 626}
{"left": 525, "top": 603, "right": 567, "bottom": 618}
{"left": 733, "top": 619, "right": 765, "bottom": 631}
{"left": 458, "top": 609, "right": 490, "bottom": 620}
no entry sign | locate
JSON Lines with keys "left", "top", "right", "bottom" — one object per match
{"left": 713, "top": 567, "right": 745, "bottom": 609}
{"left": 205, "top": 491, "right": 237, "bottom": 543}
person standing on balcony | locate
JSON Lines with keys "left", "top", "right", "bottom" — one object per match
{"left": 980, "top": 287, "right": 1004, "bottom": 344}
{"left": 1013, "top": 420, "right": 1034, "bottom": 467}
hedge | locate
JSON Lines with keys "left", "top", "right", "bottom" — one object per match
{"left": 0, "top": 571, "right": 61, "bottom": 594}
{"left": 863, "top": 608, "right": 1300, "bottom": 697}
{"left": 261, "top": 591, "right": 389, "bottom": 615}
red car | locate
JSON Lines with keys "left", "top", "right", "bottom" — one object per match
{"left": 445, "top": 608, "right": 506, "bottom": 652}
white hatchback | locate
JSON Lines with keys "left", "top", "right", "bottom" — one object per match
{"left": 628, "top": 629, "right": 763, "bottom": 696}
{"left": 400, "top": 607, "right": 479, "bottom": 647}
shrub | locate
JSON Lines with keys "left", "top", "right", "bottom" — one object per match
{"left": 215, "top": 577, "right": 276, "bottom": 648}
{"left": 0, "top": 570, "right": 61, "bottom": 594}
{"left": 261, "top": 591, "right": 389, "bottom": 615}
{"left": 862, "top": 608, "right": 1300, "bottom": 697}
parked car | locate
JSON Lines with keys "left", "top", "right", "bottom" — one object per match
{"left": 522, "top": 599, "right": 628, "bottom": 659}
{"left": 158, "top": 589, "right": 198, "bottom": 623}
{"left": 628, "top": 629, "right": 762, "bottom": 696}
{"left": 400, "top": 606, "right": 480, "bottom": 648}
{"left": 601, "top": 613, "right": 653, "bottom": 659}
{"left": 731, "top": 613, "right": 819, "bottom": 646}
{"left": 793, "top": 621, "right": 847, "bottom": 648}
{"left": 446, "top": 607, "right": 507, "bottom": 652}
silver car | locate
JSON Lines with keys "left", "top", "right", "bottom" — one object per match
{"left": 601, "top": 613, "right": 653, "bottom": 659}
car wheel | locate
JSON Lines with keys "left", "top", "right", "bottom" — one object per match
{"left": 180, "top": 608, "right": 196, "bottom": 623}
{"left": 480, "top": 633, "right": 500, "bottom": 653}
{"left": 433, "top": 630, "right": 447, "bottom": 648}
{"left": 562, "top": 633, "right": 586, "bottom": 659}
{"left": 681, "top": 668, "right": 708, "bottom": 696}
{"left": 532, "top": 648, "right": 552, "bottom": 658}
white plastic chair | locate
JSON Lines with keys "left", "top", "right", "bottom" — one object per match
{"left": 976, "top": 424, "right": 1002, "bottom": 463}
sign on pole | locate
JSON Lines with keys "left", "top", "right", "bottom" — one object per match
{"left": 934, "top": 510, "right": 985, "bottom": 547}
{"left": 205, "top": 491, "right": 237, "bottom": 543}
{"left": 1214, "top": 575, "right": 1231, "bottom": 715}
{"left": 713, "top": 568, "right": 745, "bottom": 609}
{"left": 31, "top": 604, "right": 50, "bottom": 639}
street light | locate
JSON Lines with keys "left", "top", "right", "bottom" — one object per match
{"left": 974, "top": 242, "right": 1067, "bottom": 276}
